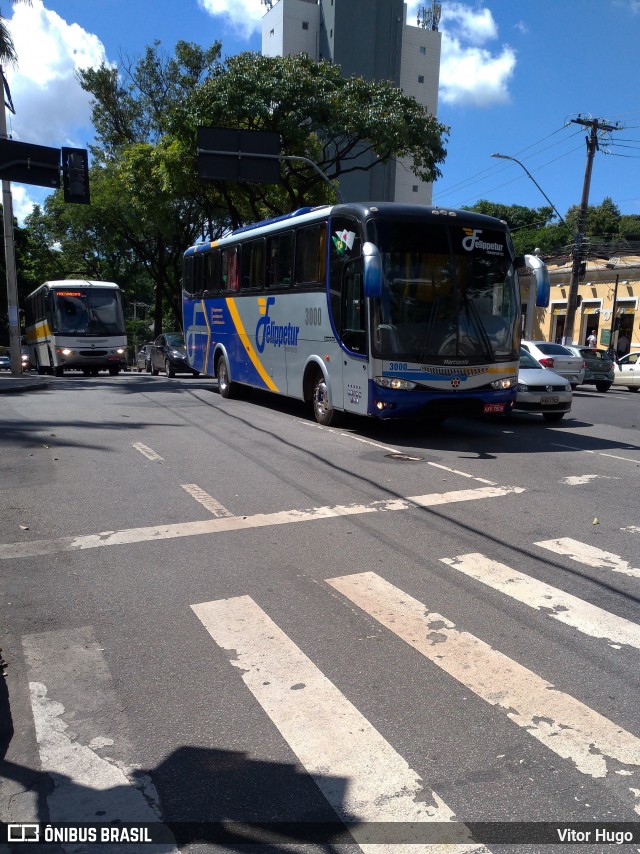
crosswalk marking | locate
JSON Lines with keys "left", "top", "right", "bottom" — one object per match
{"left": 181, "top": 484, "right": 232, "bottom": 517}
{"left": 535, "top": 537, "right": 640, "bottom": 579}
{"left": 326, "top": 571, "right": 640, "bottom": 815}
{"left": 440, "top": 553, "right": 640, "bottom": 651}
{"left": 0, "top": 484, "right": 525, "bottom": 560}
{"left": 191, "top": 595, "right": 487, "bottom": 853}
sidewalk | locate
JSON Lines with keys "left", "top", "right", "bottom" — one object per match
{"left": 0, "top": 372, "right": 50, "bottom": 394}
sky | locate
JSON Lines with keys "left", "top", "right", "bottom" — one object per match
{"left": 2, "top": 0, "right": 640, "bottom": 227}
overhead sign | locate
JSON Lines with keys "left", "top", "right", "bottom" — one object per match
{"left": 197, "top": 127, "right": 281, "bottom": 185}
{"left": 0, "top": 138, "right": 60, "bottom": 188}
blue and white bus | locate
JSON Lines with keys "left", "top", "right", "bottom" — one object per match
{"left": 182, "top": 203, "right": 527, "bottom": 425}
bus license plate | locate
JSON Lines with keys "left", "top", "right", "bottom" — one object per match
{"left": 483, "top": 403, "right": 505, "bottom": 414}
{"left": 541, "top": 396, "right": 559, "bottom": 405}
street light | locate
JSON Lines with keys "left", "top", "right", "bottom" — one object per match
{"left": 491, "top": 153, "right": 567, "bottom": 227}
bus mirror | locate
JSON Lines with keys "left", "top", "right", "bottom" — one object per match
{"left": 363, "top": 242, "right": 382, "bottom": 298}
{"left": 524, "top": 253, "right": 550, "bottom": 308}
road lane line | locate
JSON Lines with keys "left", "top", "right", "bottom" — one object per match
{"left": 535, "top": 538, "right": 640, "bottom": 579}
{"left": 181, "top": 484, "right": 232, "bottom": 517}
{"left": 440, "top": 552, "right": 640, "bottom": 651}
{"left": 191, "top": 595, "right": 488, "bottom": 853}
{"left": 0, "top": 485, "right": 525, "bottom": 560}
{"left": 132, "top": 442, "right": 164, "bottom": 461}
{"left": 327, "top": 571, "right": 640, "bottom": 815}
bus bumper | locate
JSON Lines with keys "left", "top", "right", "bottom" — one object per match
{"left": 367, "top": 382, "right": 516, "bottom": 420}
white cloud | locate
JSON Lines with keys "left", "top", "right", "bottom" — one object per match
{"left": 197, "top": 0, "right": 265, "bottom": 39}
{"left": 6, "top": 0, "right": 107, "bottom": 147}
{"left": 406, "top": 1, "right": 516, "bottom": 107}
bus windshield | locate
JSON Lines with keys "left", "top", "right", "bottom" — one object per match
{"left": 52, "top": 289, "right": 125, "bottom": 336}
{"left": 368, "top": 218, "right": 519, "bottom": 363}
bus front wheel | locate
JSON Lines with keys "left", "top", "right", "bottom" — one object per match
{"left": 217, "top": 357, "right": 235, "bottom": 398}
{"left": 312, "top": 375, "right": 338, "bottom": 426}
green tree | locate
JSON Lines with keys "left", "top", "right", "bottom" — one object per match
{"left": 565, "top": 196, "right": 621, "bottom": 237}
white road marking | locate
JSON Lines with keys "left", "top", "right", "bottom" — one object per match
{"left": 327, "top": 571, "right": 640, "bottom": 814}
{"left": 535, "top": 537, "right": 640, "bottom": 579}
{"left": 623, "top": 526, "right": 640, "bottom": 534}
{"left": 22, "top": 627, "right": 177, "bottom": 850}
{"left": 181, "top": 484, "right": 232, "bottom": 517}
{"left": 192, "top": 595, "right": 487, "bottom": 853}
{"left": 0, "top": 485, "right": 525, "bottom": 560}
{"left": 132, "top": 442, "right": 164, "bottom": 461}
{"left": 426, "top": 462, "right": 496, "bottom": 485}
{"left": 561, "top": 474, "right": 600, "bottom": 485}
{"left": 550, "top": 443, "right": 640, "bottom": 464}
{"left": 440, "top": 552, "right": 640, "bottom": 651}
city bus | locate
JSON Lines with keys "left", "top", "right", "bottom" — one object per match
{"left": 182, "top": 202, "right": 528, "bottom": 425}
{"left": 24, "top": 280, "right": 127, "bottom": 376}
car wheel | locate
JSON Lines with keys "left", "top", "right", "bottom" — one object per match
{"left": 151, "top": 363, "right": 159, "bottom": 376}
{"left": 570, "top": 383, "right": 578, "bottom": 391}
{"left": 312, "top": 373, "right": 339, "bottom": 426}
{"left": 145, "top": 361, "right": 151, "bottom": 374}
{"left": 165, "top": 359, "right": 174, "bottom": 378}
{"left": 628, "top": 386, "right": 639, "bottom": 393}
{"left": 53, "top": 365, "right": 64, "bottom": 377}
{"left": 543, "top": 412, "right": 565, "bottom": 422}
{"left": 595, "top": 382, "right": 611, "bottom": 392}
{"left": 108, "top": 366, "right": 120, "bottom": 376}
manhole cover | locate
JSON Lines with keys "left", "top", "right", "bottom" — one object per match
{"left": 385, "top": 453, "right": 424, "bottom": 462}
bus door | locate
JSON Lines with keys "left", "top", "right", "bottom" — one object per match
{"left": 339, "top": 259, "right": 369, "bottom": 415}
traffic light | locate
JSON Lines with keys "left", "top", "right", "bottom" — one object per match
{"left": 61, "top": 147, "right": 90, "bottom": 204}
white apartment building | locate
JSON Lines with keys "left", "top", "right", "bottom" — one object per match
{"left": 262, "top": 0, "right": 441, "bottom": 204}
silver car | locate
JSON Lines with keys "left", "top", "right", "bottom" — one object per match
{"left": 520, "top": 340, "right": 585, "bottom": 389}
{"left": 513, "top": 349, "right": 573, "bottom": 421}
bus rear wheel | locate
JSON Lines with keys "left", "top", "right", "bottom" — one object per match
{"left": 312, "top": 374, "right": 339, "bottom": 426}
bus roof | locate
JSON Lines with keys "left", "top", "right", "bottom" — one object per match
{"left": 26, "top": 280, "right": 122, "bottom": 297}
{"left": 184, "top": 202, "right": 509, "bottom": 256}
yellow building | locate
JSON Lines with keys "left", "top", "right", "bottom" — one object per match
{"left": 523, "top": 255, "right": 639, "bottom": 355}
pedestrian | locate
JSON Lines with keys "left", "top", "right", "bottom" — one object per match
{"left": 617, "top": 331, "right": 630, "bottom": 359}
{"left": 586, "top": 329, "right": 597, "bottom": 348}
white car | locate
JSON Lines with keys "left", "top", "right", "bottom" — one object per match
{"left": 514, "top": 349, "right": 573, "bottom": 421}
{"left": 613, "top": 352, "right": 640, "bottom": 392}
{"left": 520, "top": 341, "right": 585, "bottom": 389}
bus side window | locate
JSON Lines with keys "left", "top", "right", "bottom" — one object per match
{"left": 183, "top": 256, "right": 194, "bottom": 294}
{"left": 222, "top": 246, "right": 239, "bottom": 292}
{"left": 205, "top": 250, "right": 221, "bottom": 295}
{"left": 241, "top": 239, "right": 265, "bottom": 290}
{"left": 294, "top": 224, "right": 326, "bottom": 286}
{"left": 266, "top": 231, "right": 293, "bottom": 288}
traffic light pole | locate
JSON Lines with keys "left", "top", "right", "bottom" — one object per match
{"left": 0, "top": 65, "right": 21, "bottom": 375}
{"left": 562, "top": 116, "right": 620, "bottom": 345}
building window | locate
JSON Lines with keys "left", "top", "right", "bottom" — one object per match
{"left": 420, "top": 46, "right": 426, "bottom": 54}
{"left": 412, "top": 185, "right": 419, "bottom": 193}
{"left": 270, "top": 28, "right": 274, "bottom": 36}
{"left": 302, "top": 21, "right": 309, "bottom": 30}
{"left": 418, "top": 75, "right": 424, "bottom": 83}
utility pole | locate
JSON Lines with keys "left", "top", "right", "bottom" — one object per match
{"left": 562, "top": 116, "right": 621, "bottom": 345}
{"left": 0, "top": 65, "right": 21, "bottom": 375}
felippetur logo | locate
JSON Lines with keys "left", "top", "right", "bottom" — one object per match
{"left": 255, "top": 296, "right": 300, "bottom": 353}
{"left": 462, "top": 228, "right": 504, "bottom": 253}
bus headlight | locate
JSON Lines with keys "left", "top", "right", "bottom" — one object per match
{"left": 374, "top": 376, "right": 416, "bottom": 391}
{"left": 490, "top": 376, "right": 517, "bottom": 390}
{"left": 116, "top": 348, "right": 125, "bottom": 355}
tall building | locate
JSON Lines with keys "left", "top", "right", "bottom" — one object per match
{"left": 262, "top": 0, "right": 442, "bottom": 204}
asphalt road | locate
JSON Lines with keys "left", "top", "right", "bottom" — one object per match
{"left": 1, "top": 373, "right": 639, "bottom": 852}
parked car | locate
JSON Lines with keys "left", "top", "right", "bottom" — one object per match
{"left": 612, "top": 352, "right": 640, "bottom": 391}
{"left": 564, "top": 345, "right": 614, "bottom": 392}
{"left": 150, "top": 333, "right": 199, "bottom": 377}
{"left": 136, "top": 343, "right": 153, "bottom": 373}
{"left": 0, "top": 352, "right": 10, "bottom": 370}
{"left": 520, "top": 340, "right": 585, "bottom": 389}
{"left": 513, "top": 348, "right": 573, "bottom": 421}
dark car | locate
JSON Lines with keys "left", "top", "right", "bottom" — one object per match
{"left": 150, "top": 333, "right": 199, "bottom": 377}
{"left": 136, "top": 343, "right": 154, "bottom": 373}
{"left": 21, "top": 346, "right": 33, "bottom": 371}
{"left": 564, "top": 346, "right": 614, "bottom": 392}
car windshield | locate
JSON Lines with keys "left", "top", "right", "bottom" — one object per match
{"left": 165, "top": 334, "right": 185, "bottom": 348}
{"left": 519, "top": 350, "right": 541, "bottom": 369}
